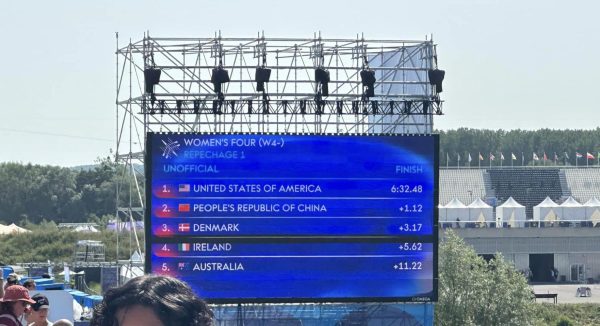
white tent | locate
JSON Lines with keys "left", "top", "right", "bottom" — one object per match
{"left": 441, "top": 198, "right": 469, "bottom": 226}
{"left": 559, "top": 196, "right": 586, "bottom": 222}
{"left": 496, "top": 197, "right": 527, "bottom": 228}
{"left": 438, "top": 203, "right": 447, "bottom": 222}
{"left": 533, "top": 197, "right": 560, "bottom": 222}
{"left": 584, "top": 197, "right": 600, "bottom": 226}
{"left": 120, "top": 251, "right": 144, "bottom": 284}
{"left": 73, "top": 225, "right": 100, "bottom": 233}
{"left": 0, "top": 223, "right": 31, "bottom": 235}
{"left": 467, "top": 198, "right": 494, "bottom": 225}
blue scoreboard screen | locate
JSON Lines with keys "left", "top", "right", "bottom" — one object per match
{"left": 145, "top": 133, "right": 438, "bottom": 303}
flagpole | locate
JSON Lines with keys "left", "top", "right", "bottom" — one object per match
{"left": 446, "top": 152, "right": 449, "bottom": 168}
{"left": 500, "top": 153, "right": 503, "bottom": 167}
{"left": 521, "top": 152, "right": 524, "bottom": 166}
{"left": 576, "top": 153, "right": 578, "bottom": 167}
{"left": 478, "top": 152, "right": 481, "bottom": 169}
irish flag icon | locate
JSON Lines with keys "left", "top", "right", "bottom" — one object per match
{"left": 178, "top": 243, "right": 191, "bottom": 252}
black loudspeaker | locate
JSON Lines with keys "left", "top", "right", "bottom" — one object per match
{"left": 360, "top": 70, "right": 376, "bottom": 86}
{"left": 211, "top": 67, "right": 230, "bottom": 93}
{"left": 428, "top": 69, "right": 445, "bottom": 93}
{"left": 314, "top": 68, "right": 330, "bottom": 83}
{"left": 144, "top": 68, "right": 161, "bottom": 94}
{"left": 360, "top": 70, "right": 376, "bottom": 98}
{"left": 255, "top": 67, "right": 271, "bottom": 82}
{"left": 211, "top": 67, "right": 230, "bottom": 84}
{"left": 255, "top": 67, "right": 271, "bottom": 92}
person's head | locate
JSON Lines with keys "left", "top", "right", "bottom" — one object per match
{"left": 23, "top": 279, "right": 36, "bottom": 291}
{"left": 90, "top": 274, "right": 213, "bottom": 326}
{"left": 0, "top": 285, "right": 36, "bottom": 317}
{"left": 29, "top": 294, "right": 50, "bottom": 323}
{"left": 5, "top": 275, "right": 19, "bottom": 287}
{"left": 54, "top": 320, "right": 74, "bottom": 326}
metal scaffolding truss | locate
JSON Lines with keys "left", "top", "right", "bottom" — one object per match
{"left": 115, "top": 32, "right": 442, "bottom": 139}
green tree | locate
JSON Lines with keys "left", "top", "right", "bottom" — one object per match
{"left": 436, "top": 230, "right": 535, "bottom": 326}
{"left": 0, "top": 158, "right": 143, "bottom": 225}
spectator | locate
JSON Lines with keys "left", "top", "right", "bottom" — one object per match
{"left": 23, "top": 279, "right": 36, "bottom": 291}
{"left": 90, "top": 275, "right": 213, "bottom": 326}
{"left": 0, "top": 274, "right": 4, "bottom": 299}
{"left": 27, "top": 294, "right": 52, "bottom": 326}
{"left": 53, "top": 320, "right": 73, "bottom": 326}
{"left": 0, "top": 285, "right": 36, "bottom": 326}
{"left": 4, "top": 275, "right": 18, "bottom": 289}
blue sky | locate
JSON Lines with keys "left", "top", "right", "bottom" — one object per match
{"left": 1, "top": 0, "right": 598, "bottom": 166}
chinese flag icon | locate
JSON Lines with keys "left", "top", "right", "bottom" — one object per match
{"left": 178, "top": 203, "right": 190, "bottom": 212}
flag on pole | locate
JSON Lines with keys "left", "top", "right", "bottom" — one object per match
{"left": 479, "top": 153, "right": 484, "bottom": 161}
{"left": 576, "top": 152, "right": 583, "bottom": 158}
{"left": 457, "top": 153, "right": 461, "bottom": 168}
{"left": 511, "top": 153, "right": 517, "bottom": 160}
{"left": 586, "top": 152, "right": 595, "bottom": 159}
{"left": 446, "top": 152, "right": 450, "bottom": 168}
{"left": 543, "top": 152, "right": 547, "bottom": 161}
{"left": 490, "top": 153, "right": 495, "bottom": 161}
{"left": 554, "top": 152, "right": 558, "bottom": 164}
{"left": 533, "top": 153, "right": 539, "bottom": 161}
{"left": 500, "top": 153, "right": 505, "bottom": 160}
{"left": 564, "top": 152, "right": 569, "bottom": 159}
{"left": 468, "top": 153, "right": 472, "bottom": 162}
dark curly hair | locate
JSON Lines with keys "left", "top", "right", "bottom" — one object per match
{"left": 89, "top": 274, "right": 214, "bottom": 326}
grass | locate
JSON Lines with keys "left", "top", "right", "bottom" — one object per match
{"left": 534, "top": 303, "right": 600, "bottom": 326}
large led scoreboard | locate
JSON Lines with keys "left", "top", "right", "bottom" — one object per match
{"left": 145, "top": 133, "right": 438, "bottom": 303}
